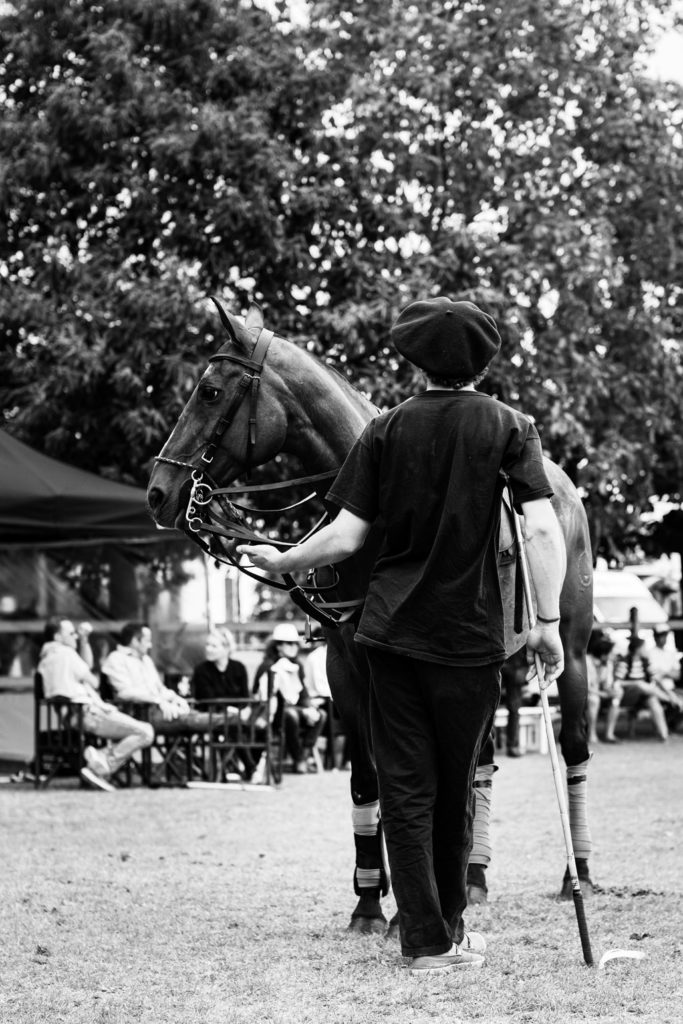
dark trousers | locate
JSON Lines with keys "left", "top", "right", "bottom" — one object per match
{"left": 366, "top": 647, "right": 501, "bottom": 957}
{"left": 282, "top": 705, "right": 327, "bottom": 763}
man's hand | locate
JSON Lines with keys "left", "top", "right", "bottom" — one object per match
{"left": 159, "top": 699, "right": 179, "bottom": 721}
{"left": 169, "top": 693, "right": 190, "bottom": 713}
{"left": 526, "top": 622, "right": 564, "bottom": 688}
{"left": 237, "top": 544, "right": 285, "bottom": 573}
{"left": 300, "top": 707, "right": 321, "bottom": 726}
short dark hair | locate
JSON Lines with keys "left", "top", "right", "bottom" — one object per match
{"left": 588, "top": 629, "right": 614, "bottom": 658}
{"left": 120, "top": 621, "right": 148, "bottom": 647}
{"left": 42, "top": 619, "right": 63, "bottom": 644}
{"left": 422, "top": 365, "right": 490, "bottom": 390}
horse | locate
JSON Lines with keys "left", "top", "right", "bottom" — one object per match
{"left": 147, "top": 300, "right": 595, "bottom": 931}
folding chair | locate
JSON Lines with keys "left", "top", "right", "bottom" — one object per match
{"left": 146, "top": 725, "right": 208, "bottom": 787}
{"left": 202, "top": 693, "right": 283, "bottom": 786}
{"left": 99, "top": 673, "right": 206, "bottom": 788}
{"left": 33, "top": 671, "right": 87, "bottom": 788}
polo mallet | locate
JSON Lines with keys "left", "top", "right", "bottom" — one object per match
{"left": 511, "top": 509, "right": 646, "bottom": 970}
{"left": 512, "top": 506, "right": 593, "bottom": 965}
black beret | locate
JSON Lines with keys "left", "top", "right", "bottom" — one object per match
{"left": 391, "top": 297, "right": 501, "bottom": 378}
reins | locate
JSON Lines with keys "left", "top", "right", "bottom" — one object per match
{"left": 154, "top": 313, "right": 363, "bottom": 630}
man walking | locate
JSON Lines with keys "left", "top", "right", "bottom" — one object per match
{"left": 238, "top": 297, "right": 565, "bottom": 973}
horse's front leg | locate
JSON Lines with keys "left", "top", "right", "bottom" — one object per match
{"left": 326, "top": 631, "right": 389, "bottom": 934}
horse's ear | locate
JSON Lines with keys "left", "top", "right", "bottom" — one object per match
{"left": 245, "top": 303, "right": 264, "bottom": 334}
{"left": 209, "top": 296, "right": 249, "bottom": 349}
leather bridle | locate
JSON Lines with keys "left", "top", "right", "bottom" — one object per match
{"left": 155, "top": 324, "right": 275, "bottom": 478}
{"left": 153, "top": 322, "right": 362, "bottom": 630}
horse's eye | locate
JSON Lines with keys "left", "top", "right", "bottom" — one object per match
{"left": 198, "top": 384, "right": 221, "bottom": 404}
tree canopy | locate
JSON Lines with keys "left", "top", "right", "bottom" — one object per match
{"left": 1, "top": 0, "right": 682, "bottom": 560}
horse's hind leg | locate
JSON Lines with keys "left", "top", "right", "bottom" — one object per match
{"left": 325, "top": 632, "right": 389, "bottom": 934}
{"left": 557, "top": 627, "right": 594, "bottom": 898}
{"left": 467, "top": 731, "right": 497, "bottom": 904}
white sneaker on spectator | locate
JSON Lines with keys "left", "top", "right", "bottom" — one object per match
{"left": 84, "top": 745, "right": 112, "bottom": 779}
{"left": 80, "top": 767, "right": 116, "bottom": 792}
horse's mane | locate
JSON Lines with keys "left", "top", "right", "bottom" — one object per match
{"left": 293, "top": 341, "right": 380, "bottom": 420}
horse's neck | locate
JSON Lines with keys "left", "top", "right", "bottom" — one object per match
{"left": 280, "top": 342, "right": 376, "bottom": 473}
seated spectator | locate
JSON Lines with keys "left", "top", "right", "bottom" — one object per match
{"left": 304, "top": 639, "right": 350, "bottom": 769}
{"left": 191, "top": 628, "right": 250, "bottom": 703}
{"left": 304, "top": 639, "right": 341, "bottom": 769}
{"left": 646, "top": 624, "right": 683, "bottom": 731}
{"left": 102, "top": 622, "right": 216, "bottom": 736}
{"left": 254, "top": 624, "right": 327, "bottom": 774}
{"left": 586, "top": 631, "right": 623, "bottom": 744}
{"left": 38, "top": 618, "right": 154, "bottom": 791}
{"left": 614, "top": 635, "right": 670, "bottom": 741}
{"left": 191, "top": 628, "right": 257, "bottom": 781}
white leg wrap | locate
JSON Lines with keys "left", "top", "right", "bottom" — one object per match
{"left": 352, "top": 799, "right": 380, "bottom": 837}
{"left": 352, "top": 800, "right": 386, "bottom": 892}
{"left": 566, "top": 758, "right": 592, "bottom": 860}
{"left": 469, "top": 764, "right": 494, "bottom": 866}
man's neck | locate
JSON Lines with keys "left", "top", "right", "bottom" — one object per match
{"left": 122, "top": 644, "right": 144, "bottom": 660}
{"left": 426, "top": 383, "right": 476, "bottom": 392}
{"left": 214, "top": 656, "right": 229, "bottom": 672}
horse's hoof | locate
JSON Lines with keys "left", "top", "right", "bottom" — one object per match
{"left": 385, "top": 913, "right": 400, "bottom": 941}
{"left": 560, "top": 863, "right": 595, "bottom": 900}
{"left": 467, "top": 884, "right": 488, "bottom": 905}
{"left": 348, "top": 914, "right": 387, "bottom": 935}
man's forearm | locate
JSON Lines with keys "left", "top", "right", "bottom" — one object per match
{"left": 239, "top": 508, "right": 371, "bottom": 575}
{"left": 270, "top": 518, "right": 367, "bottom": 573}
{"left": 523, "top": 513, "right": 566, "bottom": 619}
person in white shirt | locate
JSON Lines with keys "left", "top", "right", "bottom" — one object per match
{"left": 648, "top": 625, "right": 682, "bottom": 688}
{"left": 38, "top": 619, "right": 154, "bottom": 791}
{"left": 647, "top": 624, "right": 683, "bottom": 731}
{"left": 585, "top": 631, "right": 623, "bottom": 744}
{"left": 253, "top": 624, "right": 327, "bottom": 773}
{"left": 102, "top": 622, "right": 215, "bottom": 735}
{"left": 615, "top": 635, "right": 671, "bottom": 740}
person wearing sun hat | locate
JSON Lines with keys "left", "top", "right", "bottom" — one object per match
{"left": 253, "top": 623, "right": 327, "bottom": 773}
{"left": 238, "top": 295, "right": 566, "bottom": 973}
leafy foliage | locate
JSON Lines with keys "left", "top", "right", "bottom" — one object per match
{"left": 1, "top": 0, "right": 682, "bottom": 559}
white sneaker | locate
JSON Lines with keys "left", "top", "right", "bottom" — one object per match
{"left": 461, "top": 931, "right": 487, "bottom": 954}
{"left": 84, "top": 745, "right": 112, "bottom": 779}
{"left": 80, "top": 767, "right": 116, "bottom": 792}
{"left": 409, "top": 940, "right": 485, "bottom": 974}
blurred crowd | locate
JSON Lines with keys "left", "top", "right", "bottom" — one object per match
{"left": 497, "top": 624, "right": 682, "bottom": 757}
{"left": 26, "top": 614, "right": 683, "bottom": 790}
{"left": 585, "top": 624, "right": 683, "bottom": 743}
{"left": 35, "top": 617, "right": 338, "bottom": 791}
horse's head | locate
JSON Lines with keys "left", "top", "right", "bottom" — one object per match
{"left": 147, "top": 299, "right": 289, "bottom": 530}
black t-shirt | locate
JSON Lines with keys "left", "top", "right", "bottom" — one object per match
{"left": 326, "top": 390, "right": 553, "bottom": 666}
{"left": 191, "top": 659, "right": 249, "bottom": 702}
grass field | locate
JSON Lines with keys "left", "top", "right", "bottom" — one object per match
{"left": 2, "top": 735, "right": 682, "bottom": 1024}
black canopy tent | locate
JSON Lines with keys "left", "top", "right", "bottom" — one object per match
{"left": 0, "top": 429, "right": 184, "bottom": 769}
{"left": 0, "top": 429, "right": 181, "bottom": 546}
